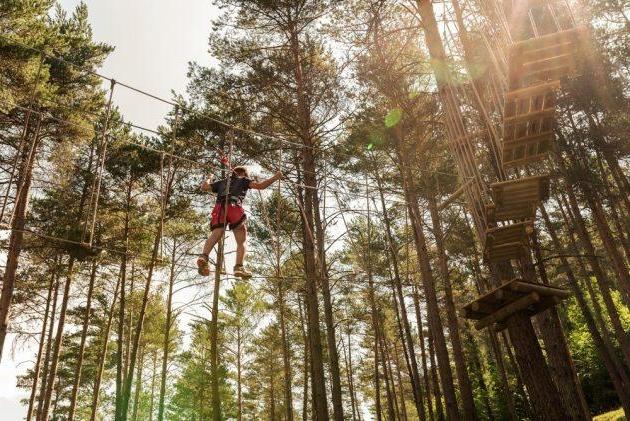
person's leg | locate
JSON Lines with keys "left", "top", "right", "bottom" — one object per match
{"left": 197, "top": 227, "right": 225, "bottom": 276}
{"left": 233, "top": 223, "right": 247, "bottom": 267}
{"left": 232, "top": 222, "right": 251, "bottom": 278}
{"left": 203, "top": 227, "right": 225, "bottom": 256}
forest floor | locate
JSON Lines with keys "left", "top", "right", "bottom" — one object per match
{"left": 593, "top": 408, "right": 626, "bottom": 421}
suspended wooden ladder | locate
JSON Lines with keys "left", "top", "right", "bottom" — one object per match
{"left": 461, "top": 18, "right": 587, "bottom": 330}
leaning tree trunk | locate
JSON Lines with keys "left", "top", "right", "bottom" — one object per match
{"left": 556, "top": 191, "right": 630, "bottom": 366}
{"left": 0, "top": 118, "right": 43, "bottom": 360}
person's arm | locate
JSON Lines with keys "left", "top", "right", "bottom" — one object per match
{"left": 250, "top": 171, "right": 282, "bottom": 190}
{"left": 200, "top": 175, "right": 215, "bottom": 192}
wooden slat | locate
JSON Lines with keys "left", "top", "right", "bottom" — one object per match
{"left": 505, "top": 80, "right": 561, "bottom": 101}
{"left": 510, "top": 280, "right": 572, "bottom": 298}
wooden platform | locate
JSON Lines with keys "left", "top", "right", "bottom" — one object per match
{"left": 484, "top": 222, "right": 532, "bottom": 262}
{"left": 508, "top": 27, "right": 587, "bottom": 89}
{"left": 487, "top": 175, "right": 550, "bottom": 222}
{"left": 501, "top": 131, "right": 555, "bottom": 168}
{"left": 461, "top": 279, "right": 571, "bottom": 330}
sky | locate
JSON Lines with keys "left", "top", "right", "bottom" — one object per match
{"left": 0, "top": 1, "right": 219, "bottom": 419}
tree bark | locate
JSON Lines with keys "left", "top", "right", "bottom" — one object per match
{"left": 412, "top": 287, "right": 434, "bottom": 421}
{"left": 505, "top": 313, "right": 568, "bottom": 420}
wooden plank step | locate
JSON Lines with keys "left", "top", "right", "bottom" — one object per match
{"left": 508, "top": 27, "right": 587, "bottom": 88}
{"left": 484, "top": 222, "right": 532, "bottom": 262}
{"left": 504, "top": 110, "right": 555, "bottom": 143}
{"left": 461, "top": 279, "right": 570, "bottom": 329}
{"left": 502, "top": 132, "right": 555, "bottom": 169}
{"left": 487, "top": 175, "right": 550, "bottom": 222}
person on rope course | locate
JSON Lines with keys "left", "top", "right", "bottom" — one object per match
{"left": 197, "top": 165, "right": 282, "bottom": 278}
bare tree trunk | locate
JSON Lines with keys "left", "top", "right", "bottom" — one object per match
{"left": 277, "top": 280, "right": 294, "bottom": 421}
{"left": 158, "top": 240, "right": 177, "bottom": 421}
{"left": 398, "top": 156, "right": 459, "bottom": 420}
{"left": 26, "top": 256, "right": 58, "bottom": 421}
{"left": 505, "top": 313, "right": 568, "bottom": 420}
{"left": 0, "top": 118, "right": 43, "bottom": 360}
{"left": 132, "top": 347, "right": 144, "bottom": 421}
{"left": 37, "top": 265, "right": 61, "bottom": 420}
{"left": 427, "top": 318, "right": 445, "bottom": 421}
{"left": 540, "top": 205, "right": 630, "bottom": 413}
{"left": 427, "top": 193, "right": 477, "bottom": 420}
{"left": 116, "top": 180, "right": 133, "bottom": 421}
{"left": 68, "top": 259, "right": 99, "bottom": 421}
{"left": 289, "top": 20, "right": 330, "bottom": 418}
{"left": 90, "top": 270, "right": 122, "bottom": 421}
{"left": 375, "top": 172, "right": 426, "bottom": 421}
{"left": 379, "top": 332, "right": 398, "bottom": 421}
{"left": 412, "top": 287, "right": 434, "bottom": 421}
{"left": 297, "top": 297, "right": 309, "bottom": 421}
{"left": 150, "top": 351, "right": 157, "bottom": 421}
{"left": 39, "top": 257, "right": 76, "bottom": 421}
{"left": 393, "top": 340, "right": 409, "bottom": 421}
{"left": 121, "top": 170, "right": 173, "bottom": 420}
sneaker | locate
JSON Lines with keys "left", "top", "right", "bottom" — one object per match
{"left": 197, "top": 255, "right": 210, "bottom": 276}
{"left": 233, "top": 264, "right": 252, "bottom": 279}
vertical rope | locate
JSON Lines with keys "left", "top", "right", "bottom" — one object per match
{"left": 84, "top": 79, "right": 116, "bottom": 246}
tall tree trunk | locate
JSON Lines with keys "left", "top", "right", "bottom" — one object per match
{"left": 132, "top": 347, "right": 145, "bottom": 421}
{"left": 26, "top": 256, "right": 58, "bottom": 421}
{"left": 116, "top": 180, "right": 133, "bottom": 421}
{"left": 39, "top": 257, "right": 76, "bottom": 421}
{"left": 297, "top": 296, "right": 309, "bottom": 421}
{"left": 237, "top": 324, "right": 242, "bottom": 421}
{"left": 379, "top": 331, "right": 398, "bottom": 421}
{"left": 412, "top": 287, "right": 434, "bottom": 421}
{"left": 375, "top": 171, "right": 426, "bottom": 421}
{"left": 37, "top": 264, "right": 61, "bottom": 420}
{"left": 427, "top": 323, "right": 445, "bottom": 421}
{"left": 68, "top": 259, "right": 99, "bottom": 421}
{"left": 397, "top": 154, "right": 459, "bottom": 420}
{"left": 91, "top": 270, "right": 122, "bottom": 421}
{"left": 505, "top": 313, "right": 568, "bottom": 420}
{"left": 540, "top": 206, "right": 630, "bottom": 413}
{"left": 150, "top": 351, "right": 157, "bottom": 421}
{"left": 393, "top": 340, "right": 409, "bottom": 421}
{"left": 528, "top": 232, "right": 590, "bottom": 420}
{"left": 158, "top": 239, "right": 178, "bottom": 421}
{"left": 120, "top": 170, "right": 174, "bottom": 420}
{"left": 427, "top": 193, "right": 477, "bottom": 420}
{"left": 277, "top": 280, "right": 294, "bottom": 421}
{"left": 463, "top": 328, "right": 494, "bottom": 421}
{"left": 0, "top": 118, "right": 43, "bottom": 360}
{"left": 288, "top": 19, "right": 330, "bottom": 419}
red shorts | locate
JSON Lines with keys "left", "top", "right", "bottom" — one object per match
{"left": 211, "top": 202, "right": 246, "bottom": 230}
